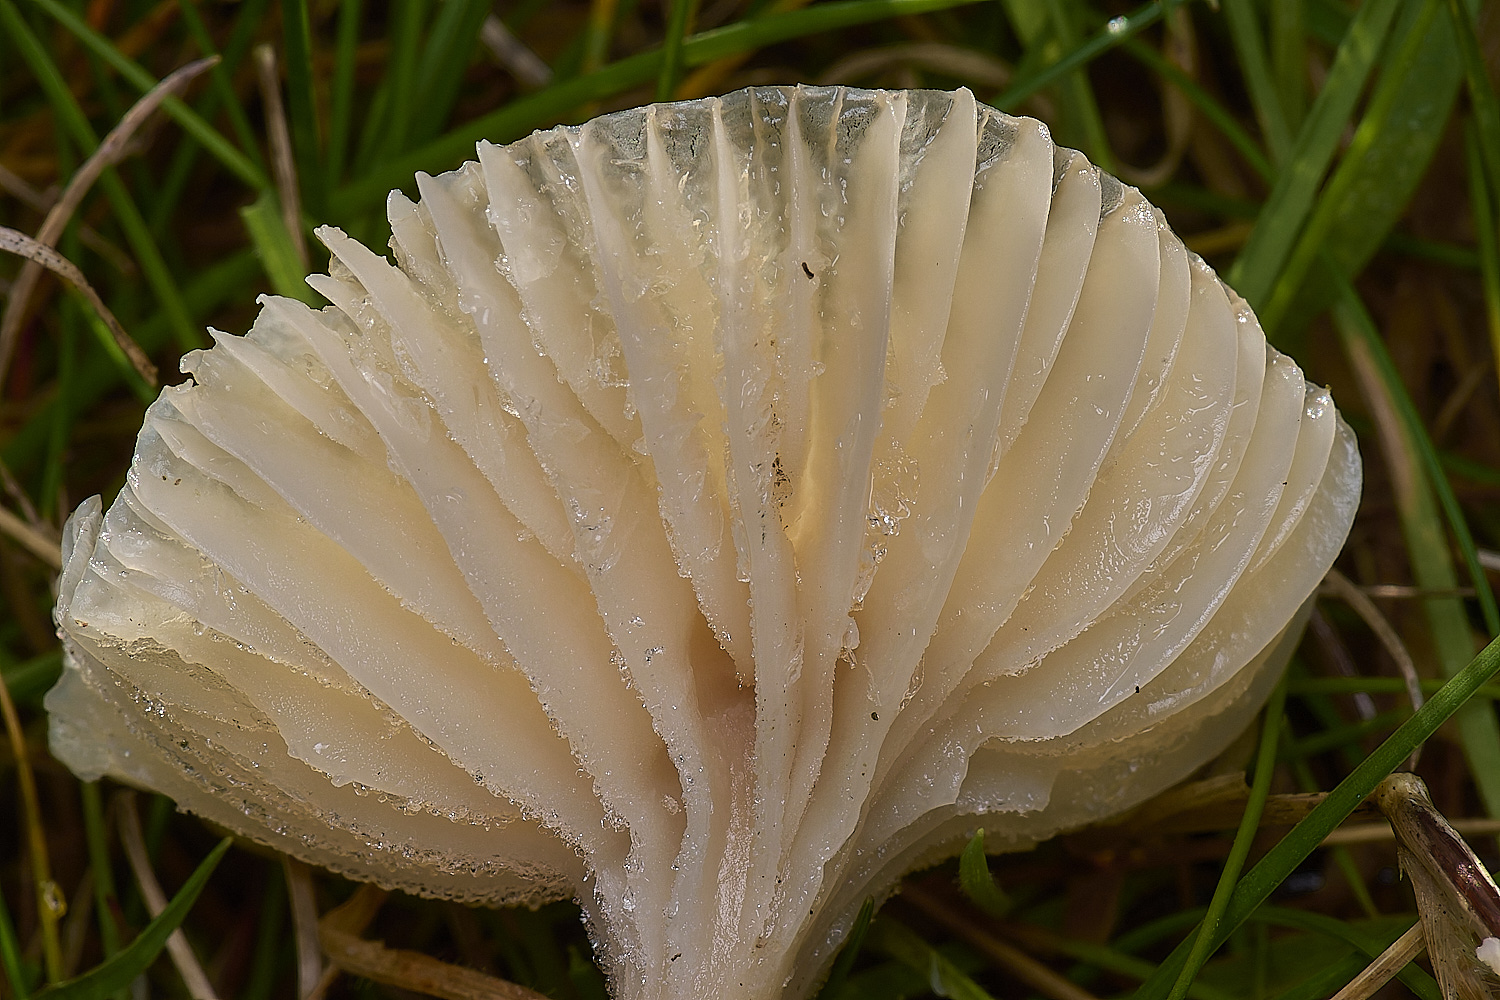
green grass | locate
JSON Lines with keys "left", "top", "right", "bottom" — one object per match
{"left": 4, "top": 1, "right": 1500, "bottom": 999}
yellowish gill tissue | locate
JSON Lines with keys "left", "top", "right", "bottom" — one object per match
{"left": 48, "top": 86, "right": 1360, "bottom": 1000}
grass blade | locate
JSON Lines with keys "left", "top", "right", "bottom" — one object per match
{"left": 0, "top": 651, "right": 63, "bottom": 707}
{"left": 1446, "top": 0, "right": 1500, "bottom": 199}
{"left": 1, "top": 249, "right": 260, "bottom": 480}
{"left": 173, "top": 0, "right": 264, "bottom": 166}
{"left": 1255, "top": 0, "right": 1466, "bottom": 333}
{"left": 241, "top": 191, "right": 320, "bottom": 304}
{"left": 1469, "top": 125, "right": 1500, "bottom": 407}
{"left": 33, "top": 839, "right": 231, "bottom": 1000}
{"left": 1270, "top": 0, "right": 1305, "bottom": 132}
{"left": 1041, "top": 0, "right": 1115, "bottom": 172}
{"left": 1221, "top": 0, "right": 1292, "bottom": 165}
{"left": 657, "top": 0, "right": 701, "bottom": 100}
{"left": 327, "top": 0, "right": 363, "bottom": 187}
{"left": 994, "top": 0, "right": 1164, "bottom": 109}
{"left": 813, "top": 898, "right": 873, "bottom": 1000}
{"left": 0, "top": 877, "right": 28, "bottom": 999}
{"left": 871, "top": 919, "right": 997, "bottom": 1000}
{"left": 1257, "top": 0, "right": 1441, "bottom": 334}
{"left": 1119, "top": 36, "right": 1271, "bottom": 182}
{"left": 280, "top": 0, "right": 326, "bottom": 216}
{"left": 1167, "top": 676, "right": 1288, "bottom": 1000}
{"left": 1131, "top": 628, "right": 1500, "bottom": 999}
{"left": 25, "top": 0, "right": 269, "bottom": 192}
{"left": 0, "top": 0, "right": 204, "bottom": 352}
{"left": 366, "top": 0, "right": 427, "bottom": 165}
{"left": 1227, "top": 0, "right": 1401, "bottom": 309}
{"left": 409, "top": 0, "right": 492, "bottom": 146}
{"left": 1253, "top": 909, "right": 1438, "bottom": 1000}
{"left": 1333, "top": 281, "right": 1500, "bottom": 823}
{"left": 956, "top": 830, "right": 1011, "bottom": 918}
{"left": 329, "top": 0, "right": 989, "bottom": 215}
{"left": 79, "top": 784, "right": 123, "bottom": 961}
{"left": 148, "top": 0, "right": 274, "bottom": 236}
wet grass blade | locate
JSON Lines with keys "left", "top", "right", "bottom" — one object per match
{"left": 1256, "top": 0, "right": 1465, "bottom": 334}
{"left": 1257, "top": 0, "right": 1440, "bottom": 334}
{"left": 1228, "top": 0, "right": 1401, "bottom": 309}
{"left": 1132, "top": 628, "right": 1500, "bottom": 999}
{"left": 33, "top": 839, "right": 231, "bottom": 1000}
{"left": 1167, "top": 676, "right": 1287, "bottom": 1000}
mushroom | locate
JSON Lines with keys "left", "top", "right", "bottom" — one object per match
{"left": 47, "top": 86, "right": 1360, "bottom": 1000}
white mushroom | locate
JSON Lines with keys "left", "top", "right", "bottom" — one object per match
{"left": 47, "top": 86, "right": 1361, "bottom": 1000}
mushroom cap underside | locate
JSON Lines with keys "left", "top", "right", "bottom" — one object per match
{"left": 48, "top": 85, "right": 1361, "bottom": 1000}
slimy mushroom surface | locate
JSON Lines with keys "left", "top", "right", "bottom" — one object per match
{"left": 48, "top": 86, "right": 1360, "bottom": 1000}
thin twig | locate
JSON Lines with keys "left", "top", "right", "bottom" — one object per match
{"left": 1115, "top": 4, "right": 1194, "bottom": 187}
{"left": 1321, "top": 568, "right": 1425, "bottom": 767}
{"left": 1308, "top": 605, "right": 1378, "bottom": 721}
{"left": 1323, "top": 817, "right": 1500, "bottom": 846}
{"left": 0, "top": 659, "right": 64, "bottom": 981}
{"left": 118, "top": 792, "right": 221, "bottom": 1000}
{"left": 283, "top": 856, "right": 324, "bottom": 999}
{"left": 0, "top": 453, "right": 43, "bottom": 529}
{"left": 1328, "top": 922, "right": 1425, "bottom": 1000}
{"left": 254, "top": 45, "right": 309, "bottom": 270}
{"left": 319, "top": 889, "right": 548, "bottom": 1000}
{"left": 818, "top": 42, "right": 1012, "bottom": 90}
{"left": 0, "top": 57, "right": 215, "bottom": 386}
{"left": 0, "top": 228, "right": 157, "bottom": 387}
{"left": 0, "top": 163, "right": 53, "bottom": 213}
{"left": 479, "top": 16, "right": 553, "bottom": 90}
{"left": 0, "top": 505, "right": 61, "bottom": 569}
{"left": 1354, "top": 584, "right": 1476, "bottom": 599}
{"left": 0, "top": 163, "right": 132, "bottom": 273}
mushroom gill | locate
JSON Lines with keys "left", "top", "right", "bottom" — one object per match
{"left": 47, "top": 86, "right": 1361, "bottom": 1000}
